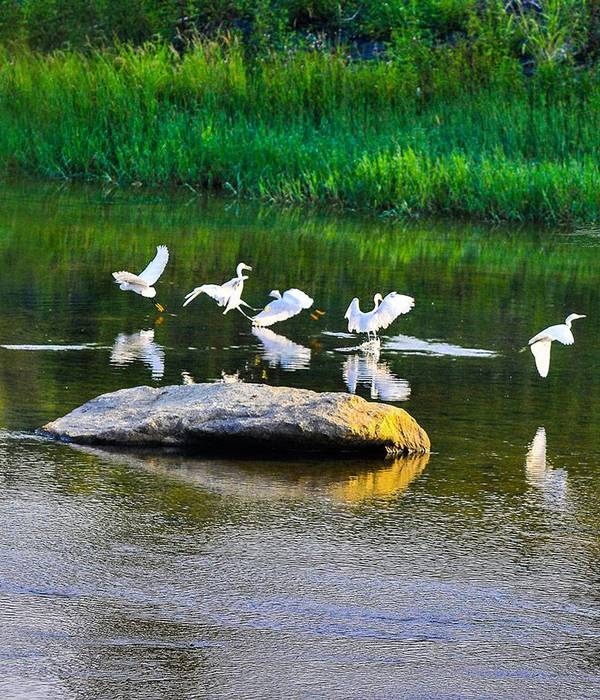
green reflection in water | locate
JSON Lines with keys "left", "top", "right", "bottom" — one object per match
{"left": 0, "top": 178, "right": 598, "bottom": 460}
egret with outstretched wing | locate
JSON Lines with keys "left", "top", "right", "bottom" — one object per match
{"left": 183, "top": 263, "right": 254, "bottom": 317}
{"left": 112, "top": 245, "right": 169, "bottom": 299}
{"left": 528, "top": 313, "right": 586, "bottom": 377}
{"left": 345, "top": 292, "right": 414, "bottom": 340}
{"left": 252, "top": 288, "right": 314, "bottom": 327}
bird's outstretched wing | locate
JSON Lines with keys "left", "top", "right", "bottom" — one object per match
{"left": 345, "top": 298, "right": 360, "bottom": 320}
{"left": 252, "top": 288, "right": 313, "bottom": 327}
{"left": 183, "top": 284, "right": 231, "bottom": 307}
{"left": 529, "top": 323, "right": 574, "bottom": 346}
{"left": 372, "top": 292, "right": 415, "bottom": 331}
{"left": 138, "top": 245, "right": 169, "bottom": 285}
{"left": 344, "top": 298, "right": 361, "bottom": 332}
{"left": 283, "top": 289, "right": 314, "bottom": 309}
{"left": 112, "top": 271, "right": 149, "bottom": 286}
{"left": 530, "top": 339, "right": 552, "bottom": 378}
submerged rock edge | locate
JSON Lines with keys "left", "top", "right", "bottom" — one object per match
{"left": 42, "top": 383, "right": 430, "bottom": 456}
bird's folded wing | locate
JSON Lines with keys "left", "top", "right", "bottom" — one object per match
{"left": 374, "top": 293, "right": 415, "bottom": 329}
{"left": 113, "top": 271, "right": 149, "bottom": 286}
{"left": 138, "top": 245, "right": 169, "bottom": 285}
{"left": 530, "top": 339, "right": 552, "bottom": 378}
{"left": 252, "top": 296, "right": 307, "bottom": 327}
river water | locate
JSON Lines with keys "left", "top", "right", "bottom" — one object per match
{"left": 0, "top": 181, "right": 599, "bottom": 699}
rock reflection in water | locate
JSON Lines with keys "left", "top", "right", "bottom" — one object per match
{"left": 69, "top": 444, "right": 429, "bottom": 505}
{"left": 525, "top": 427, "right": 569, "bottom": 509}
{"left": 327, "top": 452, "right": 429, "bottom": 502}
{"left": 252, "top": 327, "right": 311, "bottom": 371}
{"left": 110, "top": 329, "right": 165, "bottom": 380}
{"left": 343, "top": 351, "right": 411, "bottom": 402}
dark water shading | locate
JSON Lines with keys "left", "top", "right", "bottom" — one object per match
{"left": 0, "top": 181, "right": 599, "bottom": 698}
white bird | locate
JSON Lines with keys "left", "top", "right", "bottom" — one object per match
{"left": 252, "top": 288, "right": 314, "bottom": 327}
{"left": 183, "top": 263, "right": 254, "bottom": 317}
{"left": 528, "top": 313, "right": 586, "bottom": 378}
{"left": 345, "top": 292, "right": 415, "bottom": 340}
{"left": 112, "top": 245, "right": 169, "bottom": 299}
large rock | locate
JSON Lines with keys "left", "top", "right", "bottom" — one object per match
{"left": 42, "top": 383, "right": 430, "bottom": 456}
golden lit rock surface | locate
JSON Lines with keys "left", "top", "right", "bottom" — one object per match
{"left": 43, "top": 383, "right": 430, "bottom": 456}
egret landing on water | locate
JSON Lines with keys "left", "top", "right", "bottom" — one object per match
{"left": 183, "top": 263, "right": 255, "bottom": 318}
{"left": 527, "top": 313, "right": 586, "bottom": 377}
{"left": 112, "top": 245, "right": 169, "bottom": 311}
{"left": 252, "top": 288, "right": 314, "bottom": 327}
{"left": 345, "top": 292, "right": 415, "bottom": 342}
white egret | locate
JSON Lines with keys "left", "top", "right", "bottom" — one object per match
{"left": 252, "top": 288, "right": 314, "bottom": 327}
{"left": 183, "top": 263, "right": 254, "bottom": 317}
{"left": 112, "top": 245, "right": 169, "bottom": 300}
{"left": 527, "top": 313, "right": 586, "bottom": 378}
{"left": 345, "top": 292, "right": 415, "bottom": 340}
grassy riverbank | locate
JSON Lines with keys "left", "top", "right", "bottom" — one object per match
{"left": 1, "top": 36, "right": 600, "bottom": 223}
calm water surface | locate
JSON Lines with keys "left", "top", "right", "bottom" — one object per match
{"left": 0, "top": 182, "right": 599, "bottom": 699}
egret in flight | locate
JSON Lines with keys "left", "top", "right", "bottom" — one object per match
{"left": 345, "top": 292, "right": 415, "bottom": 340}
{"left": 183, "top": 263, "right": 254, "bottom": 317}
{"left": 252, "top": 288, "right": 314, "bottom": 327}
{"left": 112, "top": 245, "right": 169, "bottom": 307}
{"left": 528, "top": 313, "right": 586, "bottom": 377}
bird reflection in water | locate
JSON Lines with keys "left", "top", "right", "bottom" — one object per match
{"left": 343, "top": 349, "right": 411, "bottom": 402}
{"left": 525, "top": 427, "right": 569, "bottom": 509}
{"left": 252, "top": 327, "right": 311, "bottom": 371}
{"left": 110, "top": 329, "right": 165, "bottom": 380}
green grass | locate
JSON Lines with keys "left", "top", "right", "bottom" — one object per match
{"left": 1, "top": 42, "right": 600, "bottom": 223}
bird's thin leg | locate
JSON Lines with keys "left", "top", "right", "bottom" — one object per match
{"left": 236, "top": 306, "right": 254, "bottom": 320}
{"left": 239, "top": 300, "right": 261, "bottom": 312}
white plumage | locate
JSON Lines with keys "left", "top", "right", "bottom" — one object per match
{"left": 528, "top": 313, "right": 585, "bottom": 377}
{"left": 183, "top": 262, "right": 253, "bottom": 315}
{"left": 345, "top": 292, "right": 415, "bottom": 338}
{"left": 112, "top": 245, "right": 169, "bottom": 298}
{"left": 252, "top": 288, "right": 314, "bottom": 327}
